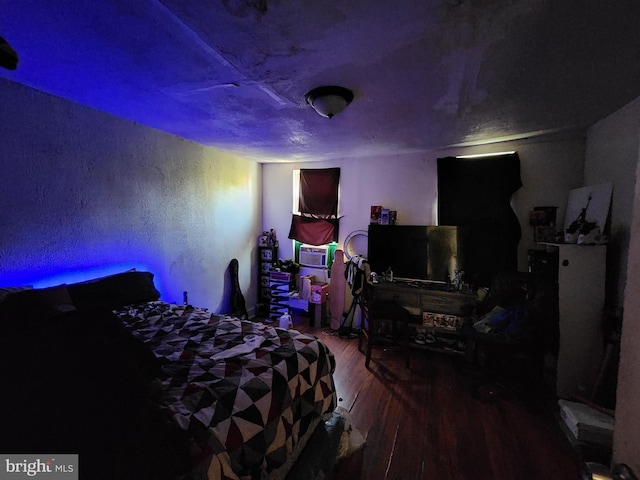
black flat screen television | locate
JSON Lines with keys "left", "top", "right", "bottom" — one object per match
{"left": 367, "top": 224, "right": 467, "bottom": 283}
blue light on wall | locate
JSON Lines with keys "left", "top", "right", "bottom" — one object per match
{"left": 1, "top": 261, "right": 163, "bottom": 296}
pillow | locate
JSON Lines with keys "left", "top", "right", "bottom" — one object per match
{"left": 0, "top": 285, "right": 33, "bottom": 303}
{"left": 67, "top": 271, "right": 161, "bottom": 310}
{"left": 73, "top": 268, "right": 136, "bottom": 284}
{"left": 0, "top": 284, "right": 76, "bottom": 321}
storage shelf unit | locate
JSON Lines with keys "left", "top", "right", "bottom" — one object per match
{"left": 258, "top": 245, "right": 277, "bottom": 317}
{"left": 269, "top": 271, "right": 295, "bottom": 321}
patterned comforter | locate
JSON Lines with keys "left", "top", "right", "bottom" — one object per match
{"left": 114, "top": 302, "right": 337, "bottom": 480}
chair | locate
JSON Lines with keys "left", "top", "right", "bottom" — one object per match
{"left": 460, "top": 271, "right": 558, "bottom": 408}
{"left": 358, "top": 283, "right": 410, "bottom": 368}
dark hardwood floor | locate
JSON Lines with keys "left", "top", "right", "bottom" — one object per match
{"left": 296, "top": 323, "right": 584, "bottom": 480}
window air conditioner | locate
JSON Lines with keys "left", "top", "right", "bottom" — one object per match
{"left": 299, "top": 245, "right": 328, "bottom": 267}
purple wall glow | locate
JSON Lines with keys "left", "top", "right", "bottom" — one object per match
{"left": 0, "top": 78, "right": 262, "bottom": 312}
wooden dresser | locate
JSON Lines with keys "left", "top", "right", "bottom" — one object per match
{"left": 372, "top": 279, "right": 476, "bottom": 316}
{"left": 371, "top": 279, "right": 476, "bottom": 356}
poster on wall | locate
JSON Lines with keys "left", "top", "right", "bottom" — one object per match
{"left": 564, "top": 182, "right": 613, "bottom": 233}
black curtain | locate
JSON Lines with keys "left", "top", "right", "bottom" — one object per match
{"left": 289, "top": 168, "right": 340, "bottom": 245}
{"left": 438, "top": 153, "right": 522, "bottom": 287}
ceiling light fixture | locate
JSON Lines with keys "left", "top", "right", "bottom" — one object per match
{"left": 0, "top": 36, "right": 18, "bottom": 70}
{"left": 305, "top": 86, "right": 354, "bottom": 119}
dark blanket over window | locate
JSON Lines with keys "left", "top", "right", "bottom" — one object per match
{"left": 438, "top": 153, "right": 522, "bottom": 287}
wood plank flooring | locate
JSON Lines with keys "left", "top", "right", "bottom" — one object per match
{"left": 297, "top": 324, "right": 583, "bottom": 480}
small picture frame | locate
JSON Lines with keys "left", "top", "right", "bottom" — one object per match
{"left": 432, "top": 314, "right": 446, "bottom": 328}
{"left": 380, "top": 208, "right": 390, "bottom": 225}
{"left": 370, "top": 206, "right": 382, "bottom": 224}
{"left": 444, "top": 315, "right": 458, "bottom": 330}
{"left": 529, "top": 206, "right": 558, "bottom": 226}
{"left": 534, "top": 225, "right": 557, "bottom": 242}
{"left": 529, "top": 210, "right": 547, "bottom": 226}
{"left": 422, "top": 311, "right": 435, "bottom": 327}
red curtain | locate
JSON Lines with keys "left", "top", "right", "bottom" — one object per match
{"left": 298, "top": 168, "right": 340, "bottom": 217}
{"left": 289, "top": 168, "right": 340, "bottom": 245}
{"left": 288, "top": 215, "right": 339, "bottom": 246}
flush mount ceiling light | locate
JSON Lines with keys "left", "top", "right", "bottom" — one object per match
{"left": 305, "top": 86, "right": 354, "bottom": 119}
{"left": 0, "top": 36, "right": 18, "bottom": 70}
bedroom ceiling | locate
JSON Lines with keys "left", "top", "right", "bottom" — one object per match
{"left": 1, "top": 0, "right": 639, "bottom": 162}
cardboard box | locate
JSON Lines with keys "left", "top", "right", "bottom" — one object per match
{"left": 310, "top": 283, "right": 329, "bottom": 304}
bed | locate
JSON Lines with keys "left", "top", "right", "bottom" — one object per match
{"left": 0, "top": 270, "right": 337, "bottom": 480}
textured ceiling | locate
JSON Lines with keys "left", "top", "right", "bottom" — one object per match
{"left": 1, "top": 0, "right": 639, "bottom": 162}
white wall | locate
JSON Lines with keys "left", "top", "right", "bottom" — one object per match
{"left": 585, "top": 96, "right": 640, "bottom": 309}
{"left": 615, "top": 149, "right": 640, "bottom": 473}
{"left": 0, "top": 78, "right": 262, "bottom": 313}
{"left": 263, "top": 133, "right": 586, "bottom": 274}
{"left": 586, "top": 96, "right": 640, "bottom": 472}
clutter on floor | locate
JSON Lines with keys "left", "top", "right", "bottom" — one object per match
{"left": 286, "top": 407, "right": 365, "bottom": 480}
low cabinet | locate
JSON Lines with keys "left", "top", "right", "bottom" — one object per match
{"left": 371, "top": 280, "right": 476, "bottom": 356}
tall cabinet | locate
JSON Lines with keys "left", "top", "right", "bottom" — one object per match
{"left": 539, "top": 243, "right": 607, "bottom": 399}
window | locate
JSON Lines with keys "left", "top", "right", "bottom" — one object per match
{"left": 288, "top": 168, "right": 340, "bottom": 246}
{"left": 437, "top": 152, "right": 522, "bottom": 286}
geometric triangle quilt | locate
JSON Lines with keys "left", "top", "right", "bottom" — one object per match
{"left": 114, "top": 301, "right": 337, "bottom": 479}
